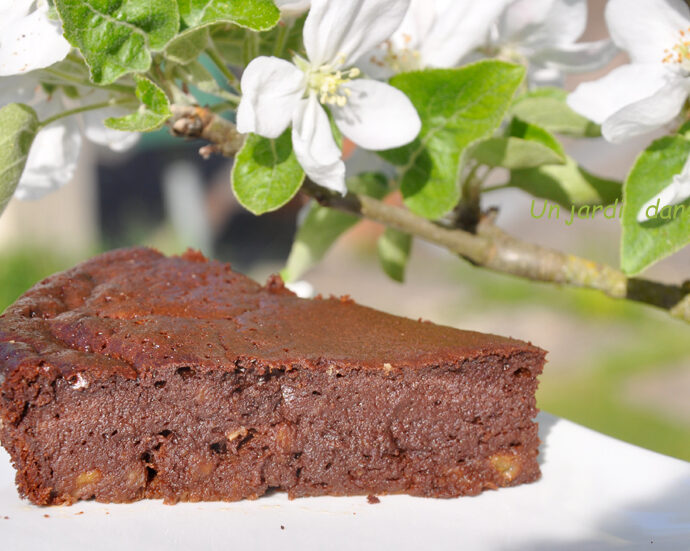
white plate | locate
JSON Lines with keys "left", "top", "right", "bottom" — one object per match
{"left": 1, "top": 412, "right": 689, "bottom": 551}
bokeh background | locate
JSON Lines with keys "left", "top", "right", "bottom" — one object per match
{"left": 1, "top": 1, "right": 688, "bottom": 460}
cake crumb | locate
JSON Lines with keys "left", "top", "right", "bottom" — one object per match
{"left": 75, "top": 511, "right": 84, "bottom": 516}
{"left": 3, "top": 516, "right": 9, "bottom": 520}
{"left": 43, "top": 514, "right": 50, "bottom": 518}
{"left": 280, "top": 525, "right": 285, "bottom": 530}
{"left": 367, "top": 495, "right": 380, "bottom": 504}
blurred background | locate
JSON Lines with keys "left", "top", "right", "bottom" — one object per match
{"left": 0, "top": 0, "right": 688, "bottom": 460}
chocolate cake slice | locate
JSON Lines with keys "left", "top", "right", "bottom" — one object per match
{"left": 0, "top": 247, "right": 545, "bottom": 505}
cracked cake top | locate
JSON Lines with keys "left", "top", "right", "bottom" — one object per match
{"left": 0, "top": 247, "right": 542, "bottom": 389}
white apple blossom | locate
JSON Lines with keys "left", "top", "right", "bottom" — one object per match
{"left": 362, "top": 0, "right": 614, "bottom": 86}
{"left": 488, "top": 0, "right": 617, "bottom": 87}
{"left": 363, "top": 0, "right": 511, "bottom": 78}
{"left": 568, "top": 0, "right": 690, "bottom": 143}
{"left": 237, "top": 0, "right": 421, "bottom": 194}
{"left": 0, "top": 0, "right": 71, "bottom": 76}
{"left": 0, "top": 75, "right": 80, "bottom": 200}
{"left": 78, "top": 89, "right": 140, "bottom": 152}
{"left": 0, "top": 75, "right": 139, "bottom": 201}
{"left": 565, "top": 0, "right": 690, "bottom": 221}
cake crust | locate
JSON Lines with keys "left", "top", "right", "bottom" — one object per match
{"left": 0, "top": 247, "right": 545, "bottom": 505}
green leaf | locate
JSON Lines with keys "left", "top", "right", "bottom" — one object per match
{"left": 381, "top": 61, "right": 525, "bottom": 219}
{"left": 508, "top": 117, "right": 565, "bottom": 157}
{"left": 377, "top": 228, "right": 412, "bottom": 283}
{"left": 474, "top": 117, "right": 566, "bottom": 169}
{"left": 281, "top": 172, "right": 388, "bottom": 282}
{"left": 105, "top": 76, "right": 172, "bottom": 132}
{"left": 210, "top": 14, "right": 305, "bottom": 66}
{"left": 509, "top": 156, "right": 621, "bottom": 208}
{"left": 621, "top": 136, "right": 690, "bottom": 275}
{"left": 512, "top": 87, "right": 601, "bottom": 137}
{"left": 178, "top": 0, "right": 279, "bottom": 31}
{"left": 471, "top": 137, "right": 564, "bottom": 170}
{"left": 209, "top": 24, "right": 246, "bottom": 65}
{"left": 165, "top": 27, "right": 209, "bottom": 64}
{"left": 0, "top": 104, "right": 39, "bottom": 217}
{"left": 232, "top": 130, "right": 305, "bottom": 215}
{"left": 173, "top": 60, "right": 235, "bottom": 99}
{"left": 55, "top": 0, "right": 179, "bottom": 84}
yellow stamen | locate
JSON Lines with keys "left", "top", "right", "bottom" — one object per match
{"left": 303, "top": 57, "right": 360, "bottom": 107}
{"left": 663, "top": 27, "right": 690, "bottom": 71}
{"left": 371, "top": 39, "right": 423, "bottom": 73}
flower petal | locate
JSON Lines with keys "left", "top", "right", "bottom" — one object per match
{"left": 15, "top": 119, "right": 82, "bottom": 200}
{"left": 527, "top": 65, "right": 565, "bottom": 88}
{"left": 291, "top": 94, "right": 346, "bottom": 193}
{"left": 83, "top": 107, "right": 140, "bottom": 152}
{"left": 606, "top": 0, "right": 690, "bottom": 63}
{"left": 0, "top": 73, "right": 42, "bottom": 106}
{"left": 392, "top": 0, "right": 435, "bottom": 53}
{"left": 73, "top": 88, "right": 140, "bottom": 152}
{"left": 304, "top": 0, "right": 410, "bottom": 67}
{"left": 567, "top": 64, "right": 672, "bottom": 124}
{"left": 602, "top": 76, "right": 690, "bottom": 143}
{"left": 332, "top": 79, "right": 420, "bottom": 150}
{"left": 237, "top": 56, "right": 305, "bottom": 139}
{"left": 0, "top": 1, "right": 71, "bottom": 76}
{"left": 420, "top": 0, "right": 511, "bottom": 67}
{"left": 498, "top": 0, "right": 586, "bottom": 52}
{"left": 274, "top": 0, "right": 311, "bottom": 17}
{"left": 531, "top": 39, "right": 618, "bottom": 73}
{"left": 285, "top": 280, "right": 315, "bottom": 298}
{"left": 637, "top": 155, "right": 690, "bottom": 221}
{"left": 358, "top": 0, "right": 434, "bottom": 78}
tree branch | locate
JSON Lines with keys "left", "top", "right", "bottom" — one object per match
{"left": 168, "top": 104, "right": 690, "bottom": 323}
{"left": 168, "top": 105, "right": 245, "bottom": 158}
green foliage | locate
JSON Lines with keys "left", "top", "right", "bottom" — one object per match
{"left": 165, "top": 28, "right": 209, "bottom": 64}
{"left": 508, "top": 117, "right": 565, "bottom": 156}
{"left": 0, "top": 249, "right": 73, "bottom": 314}
{"left": 621, "top": 136, "right": 690, "bottom": 275}
{"left": 281, "top": 173, "right": 389, "bottom": 282}
{"left": 381, "top": 61, "right": 525, "bottom": 219}
{"left": 377, "top": 228, "right": 412, "bottom": 283}
{"left": 178, "top": 0, "right": 280, "bottom": 30}
{"left": 0, "top": 104, "right": 39, "bottom": 216}
{"left": 173, "top": 60, "right": 235, "bottom": 99}
{"left": 471, "top": 117, "right": 565, "bottom": 169}
{"left": 509, "top": 156, "right": 621, "bottom": 208}
{"left": 55, "top": 0, "right": 179, "bottom": 84}
{"left": 211, "top": 15, "right": 306, "bottom": 65}
{"left": 232, "top": 131, "right": 305, "bottom": 215}
{"left": 105, "top": 76, "right": 172, "bottom": 132}
{"left": 512, "top": 87, "right": 601, "bottom": 137}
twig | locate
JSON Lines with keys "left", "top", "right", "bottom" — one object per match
{"left": 166, "top": 104, "right": 690, "bottom": 323}
{"left": 168, "top": 104, "right": 245, "bottom": 157}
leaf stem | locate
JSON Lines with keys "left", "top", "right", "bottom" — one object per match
{"left": 209, "top": 100, "right": 240, "bottom": 113}
{"left": 159, "top": 104, "right": 690, "bottom": 324}
{"left": 273, "top": 21, "right": 292, "bottom": 57}
{"left": 43, "top": 68, "right": 135, "bottom": 95}
{"left": 38, "top": 98, "right": 131, "bottom": 128}
{"left": 243, "top": 31, "right": 260, "bottom": 67}
{"left": 483, "top": 182, "right": 510, "bottom": 193}
{"left": 206, "top": 47, "right": 240, "bottom": 91}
